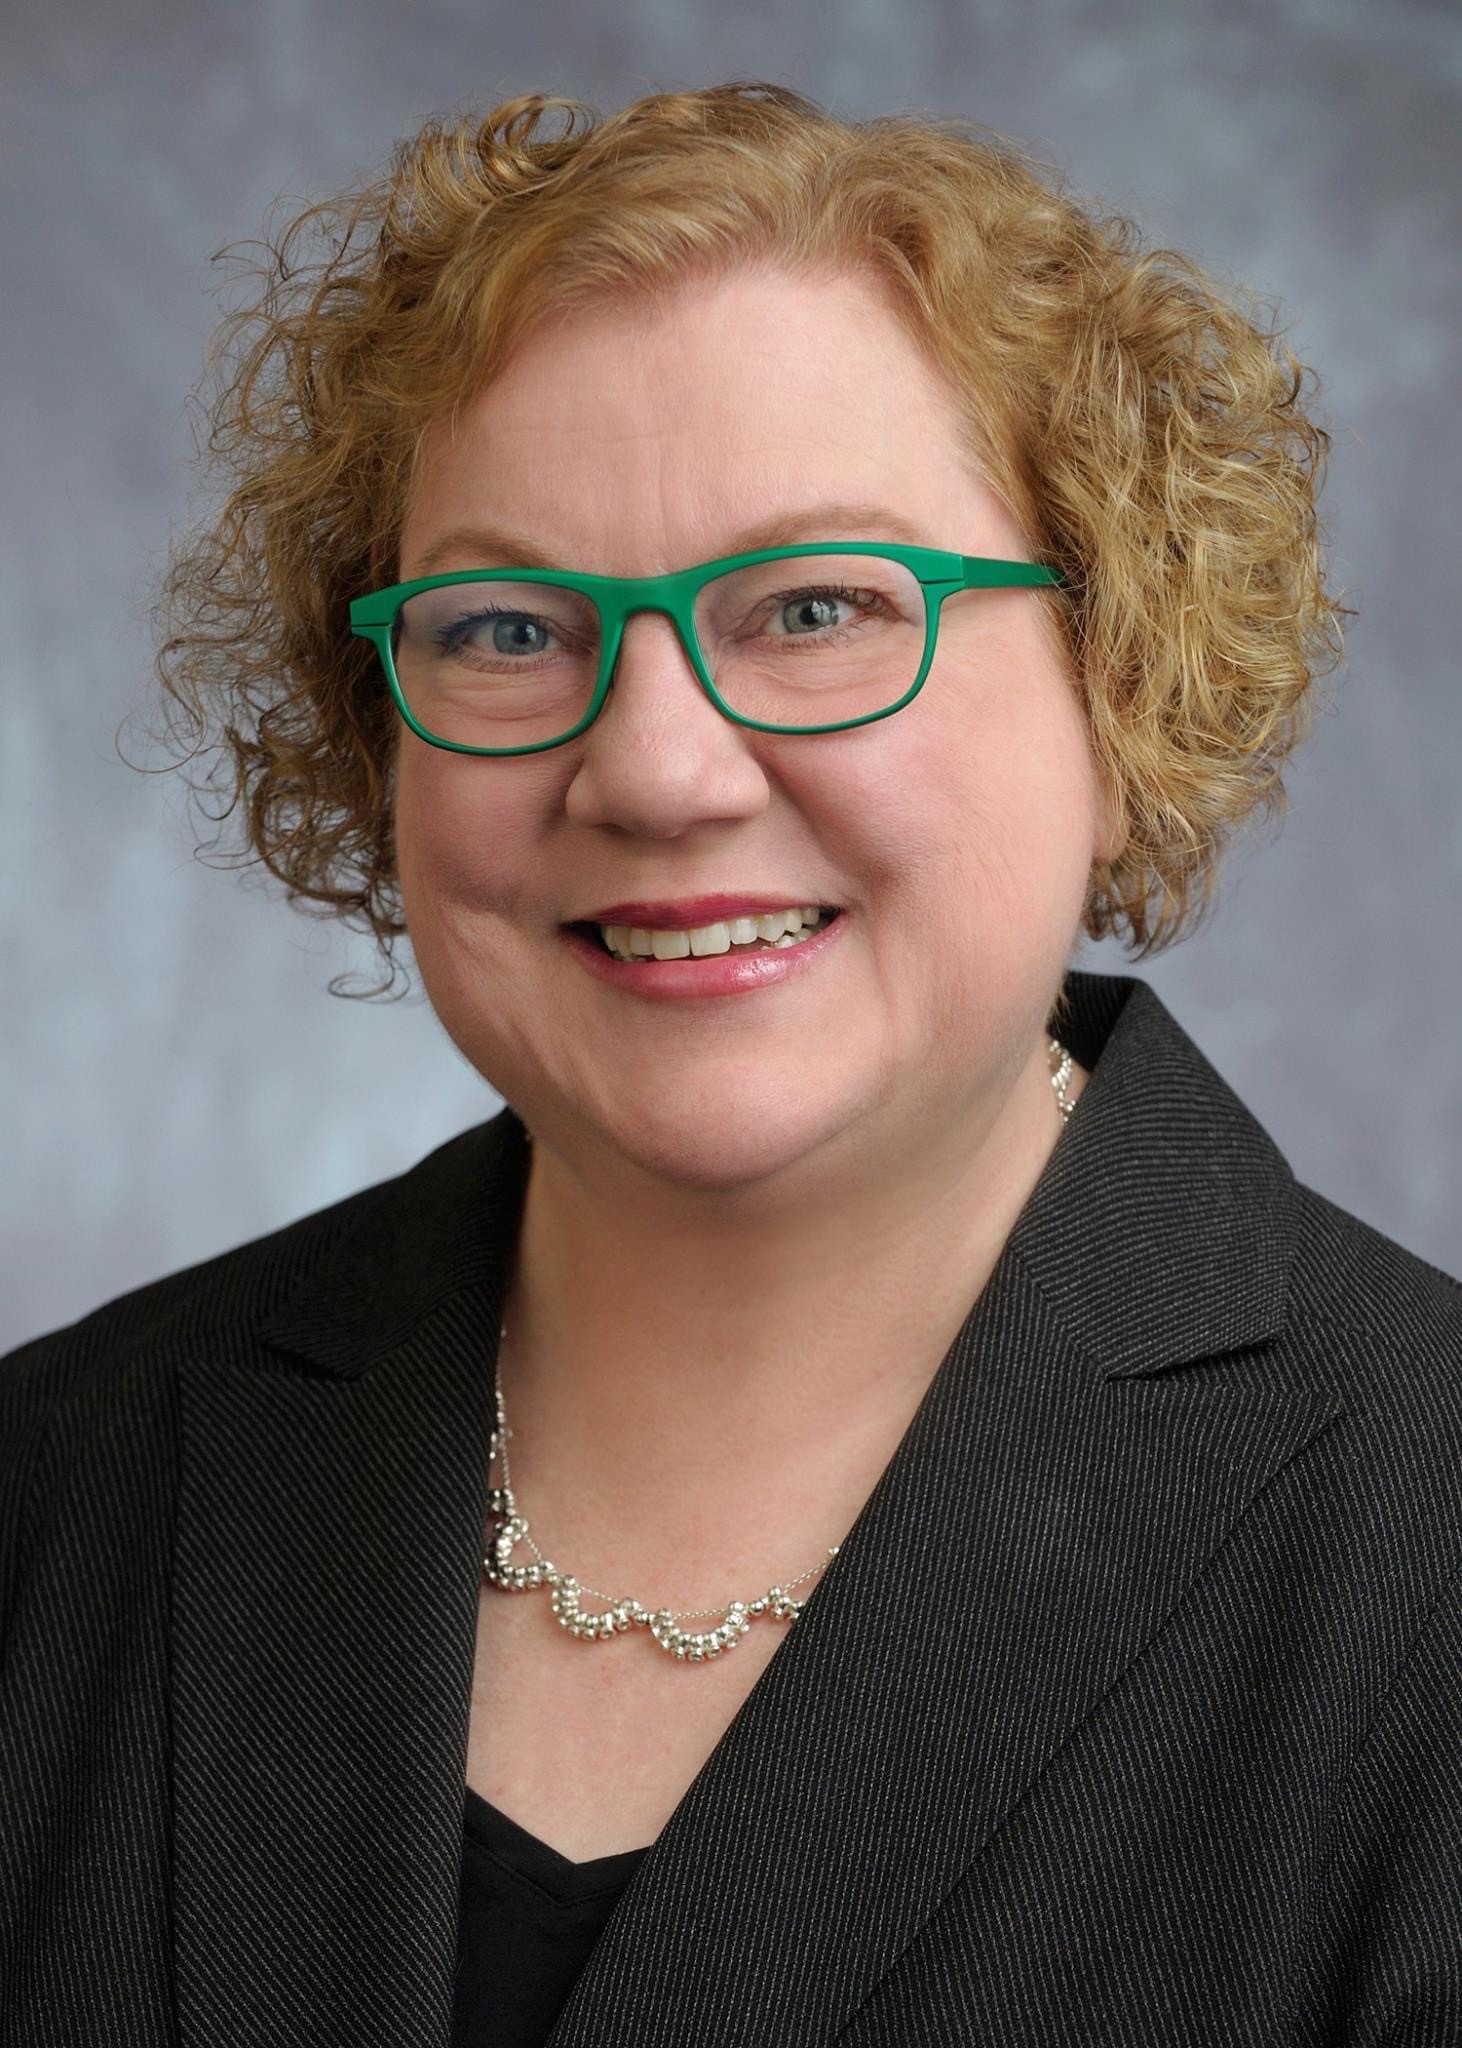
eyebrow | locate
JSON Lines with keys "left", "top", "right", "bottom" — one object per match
{"left": 407, "top": 500, "right": 934, "bottom": 578}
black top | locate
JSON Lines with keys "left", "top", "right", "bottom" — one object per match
{"left": 452, "top": 1785, "right": 652, "bottom": 2046}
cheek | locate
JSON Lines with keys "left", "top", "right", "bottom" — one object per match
{"left": 864, "top": 711, "right": 1093, "bottom": 1017}
{"left": 861, "top": 712, "right": 1064, "bottom": 917}
{"left": 394, "top": 758, "right": 538, "bottom": 938}
{"left": 931, "top": 672, "right": 1095, "bottom": 892}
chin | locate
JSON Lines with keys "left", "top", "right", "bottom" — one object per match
{"left": 587, "top": 1095, "right": 856, "bottom": 1193}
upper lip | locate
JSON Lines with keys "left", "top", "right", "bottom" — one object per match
{"left": 568, "top": 895, "right": 838, "bottom": 930}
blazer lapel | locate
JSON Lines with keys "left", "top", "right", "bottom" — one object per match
{"left": 168, "top": 971, "right": 1349, "bottom": 2046}
{"left": 169, "top": 1112, "right": 532, "bottom": 2046}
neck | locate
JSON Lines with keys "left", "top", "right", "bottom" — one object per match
{"left": 494, "top": 1032, "right": 1085, "bottom": 1604}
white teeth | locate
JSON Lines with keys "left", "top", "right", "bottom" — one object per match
{"left": 600, "top": 903, "right": 831, "bottom": 962}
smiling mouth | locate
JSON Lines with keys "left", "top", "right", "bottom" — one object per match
{"left": 566, "top": 909, "right": 843, "bottom": 957}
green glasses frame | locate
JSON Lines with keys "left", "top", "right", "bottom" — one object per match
{"left": 349, "top": 542, "right": 1069, "bottom": 758}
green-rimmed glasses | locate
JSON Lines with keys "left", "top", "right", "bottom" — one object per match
{"left": 349, "top": 542, "right": 1068, "bottom": 758}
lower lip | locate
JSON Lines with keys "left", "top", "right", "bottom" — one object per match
{"left": 559, "top": 913, "right": 848, "bottom": 1000}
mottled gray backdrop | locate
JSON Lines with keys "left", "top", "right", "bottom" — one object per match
{"left": 5, "top": 0, "right": 1459, "bottom": 1350}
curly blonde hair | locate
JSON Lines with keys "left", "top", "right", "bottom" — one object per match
{"left": 134, "top": 79, "right": 1351, "bottom": 1002}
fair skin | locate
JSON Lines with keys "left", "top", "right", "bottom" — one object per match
{"left": 393, "top": 263, "right": 1125, "bottom": 1856}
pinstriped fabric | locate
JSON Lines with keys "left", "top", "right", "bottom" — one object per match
{"left": 169, "top": 1337, "right": 491, "bottom": 2045}
{"left": 838, "top": 1427, "right": 1462, "bottom": 2045}
{"left": 0, "top": 1345, "right": 178, "bottom": 2039}
{"left": 2, "top": 969, "right": 1459, "bottom": 2046}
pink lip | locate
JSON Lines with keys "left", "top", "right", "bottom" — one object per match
{"left": 570, "top": 895, "right": 834, "bottom": 930}
{"left": 560, "top": 909, "right": 847, "bottom": 1000}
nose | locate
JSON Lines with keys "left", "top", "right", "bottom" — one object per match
{"left": 562, "top": 605, "right": 772, "bottom": 832}
{"left": 596, "top": 606, "right": 723, "bottom": 729}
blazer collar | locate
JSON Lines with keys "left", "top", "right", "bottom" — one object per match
{"left": 169, "top": 970, "right": 1343, "bottom": 2045}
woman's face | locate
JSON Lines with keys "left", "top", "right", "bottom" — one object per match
{"left": 394, "top": 264, "right": 1121, "bottom": 1191}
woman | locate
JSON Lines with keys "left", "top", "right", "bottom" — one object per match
{"left": 3, "top": 80, "right": 1458, "bottom": 2048}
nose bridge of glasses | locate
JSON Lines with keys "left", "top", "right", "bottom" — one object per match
{"left": 602, "top": 594, "right": 703, "bottom": 688}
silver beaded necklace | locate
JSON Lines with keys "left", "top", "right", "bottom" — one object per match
{"left": 483, "top": 1034, "right": 1078, "bottom": 1664}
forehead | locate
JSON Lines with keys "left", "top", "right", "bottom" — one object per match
{"left": 403, "top": 267, "right": 1006, "bottom": 573}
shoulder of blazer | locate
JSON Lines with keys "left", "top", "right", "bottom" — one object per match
{"left": 1278, "top": 1176, "right": 1462, "bottom": 1555}
{"left": 1286, "top": 1175, "right": 1462, "bottom": 1406}
{"left": 1, "top": 1115, "right": 497, "bottom": 1407}
{"left": 0, "top": 1118, "right": 497, "bottom": 1609}
{"left": 1290, "top": 1176, "right": 1461, "bottom": 1339}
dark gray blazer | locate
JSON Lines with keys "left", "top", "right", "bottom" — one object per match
{"left": 3, "top": 969, "right": 1460, "bottom": 2046}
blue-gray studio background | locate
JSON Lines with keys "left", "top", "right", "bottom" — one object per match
{"left": 5, "top": 0, "right": 1459, "bottom": 1350}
